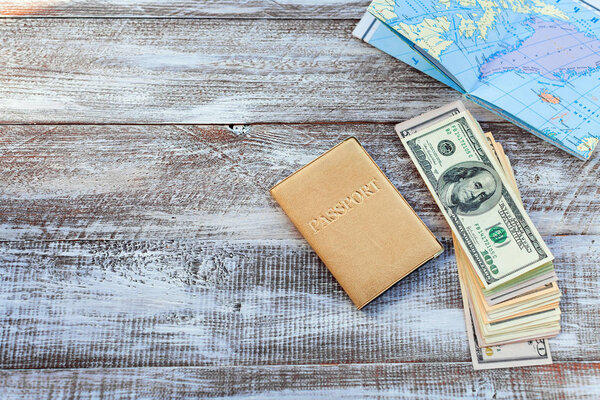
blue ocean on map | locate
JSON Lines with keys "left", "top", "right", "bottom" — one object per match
{"left": 365, "top": 0, "right": 600, "bottom": 159}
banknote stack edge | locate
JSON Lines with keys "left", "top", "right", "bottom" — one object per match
{"left": 396, "top": 101, "right": 561, "bottom": 369}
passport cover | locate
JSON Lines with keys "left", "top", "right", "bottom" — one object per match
{"left": 270, "top": 137, "right": 443, "bottom": 309}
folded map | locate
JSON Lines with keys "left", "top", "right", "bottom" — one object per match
{"left": 354, "top": 0, "right": 600, "bottom": 160}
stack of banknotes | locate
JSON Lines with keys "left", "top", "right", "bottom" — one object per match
{"left": 396, "top": 101, "right": 561, "bottom": 369}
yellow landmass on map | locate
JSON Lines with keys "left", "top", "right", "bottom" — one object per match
{"left": 531, "top": 0, "right": 568, "bottom": 19}
{"left": 476, "top": 0, "right": 500, "bottom": 39}
{"left": 368, "top": 1, "right": 454, "bottom": 60}
{"left": 577, "top": 136, "right": 599, "bottom": 153}
{"left": 394, "top": 17, "right": 454, "bottom": 60}
{"left": 507, "top": 0, "right": 568, "bottom": 20}
{"left": 449, "top": 0, "right": 568, "bottom": 40}
{"left": 457, "top": 14, "right": 477, "bottom": 37}
{"left": 367, "top": 0, "right": 569, "bottom": 61}
{"left": 368, "top": 0, "right": 397, "bottom": 21}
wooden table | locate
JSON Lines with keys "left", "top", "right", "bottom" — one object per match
{"left": 0, "top": 2, "right": 598, "bottom": 399}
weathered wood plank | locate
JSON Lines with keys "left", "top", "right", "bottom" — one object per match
{"left": 1, "top": 363, "right": 599, "bottom": 399}
{"left": 0, "top": 236, "right": 596, "bottom": 369}
{"left": 0, "top": 123, "right": 597, "bottom": 241}
{"left": 1, "top": 1, "right": 371, "bottom": 18}
{"left": 0, "top": 18, "right": 503, "bottom": 124}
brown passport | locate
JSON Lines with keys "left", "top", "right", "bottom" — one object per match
{"left": 270, "top": 137, "right": 443, "bottom": 309}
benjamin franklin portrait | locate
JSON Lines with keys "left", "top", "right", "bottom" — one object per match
{"left": 437, "top": 161, "right": 503, "bottom": 216}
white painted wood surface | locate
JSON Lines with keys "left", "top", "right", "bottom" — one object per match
{"left": 2, "top": 363, "right": 600, "bottom": 399}
{"left": 0, "top": 236, "right": 598, "bottom": 370}
{"left": 0, "top": 1, "right": 371, "bottom": 18}
{"left": 0, "top": 18, "right": 506, "bottom": 124}
{"left": 0, "top": 3, "right": 599, "bottom": 399}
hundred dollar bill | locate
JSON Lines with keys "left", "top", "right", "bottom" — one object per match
{"left": 399, "top": 110, "right": 553, "bottom": 289}
{"left": 456, "top": 250, "right": 553, "bottom": 370}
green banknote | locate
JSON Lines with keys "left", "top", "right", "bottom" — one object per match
{"left": 400, "top": 112, "right": 553, "bottom": 289}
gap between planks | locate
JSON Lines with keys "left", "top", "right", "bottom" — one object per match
{"left": 1, "top": 360, "right": 598, "bottom": 371}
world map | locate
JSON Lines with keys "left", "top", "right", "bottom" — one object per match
{"left": 367, "top": 0, "right": 600, "bottom": 160}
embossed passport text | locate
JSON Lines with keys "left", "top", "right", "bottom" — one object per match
{"left": 270, "top": 138, "right": 443, "bottom": 309}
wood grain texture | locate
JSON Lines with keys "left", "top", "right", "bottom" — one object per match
{"left": 0, "top": 18, "right": 506, "bottom": 124}
{"left": 1, "top": 363, "right": 600, "bottom": 399}
{"left": 0, "top": 236, "right": 597, "bottom": 369}
{"left": 0, "top": 1, "right": 371, "bottom": 18}
{"left": 1, "top": 9, "right": 599, "bottom": 398}
{"left": 1, "top": 123, "right": 597, "bottom": 241}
